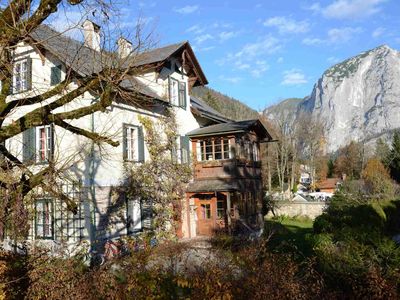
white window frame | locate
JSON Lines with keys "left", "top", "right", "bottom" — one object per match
{"left": 13, "top": 59, "right": 28, "bottom": 93}
{"left": 169, "top": 78, "right": 179, "bottom": 106}
{"left": 35, "top": 199, "right": 54, "bottom": 240}
{"left": 127, "top": 197, "right": 142, "bottom": 234}
{"left": 125, "top": 125, "right": 138, "bottom": 162}
{"left": 36, "top": 125, "right": 53, "bottom": 163}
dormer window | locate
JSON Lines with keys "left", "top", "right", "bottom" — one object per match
{"left": 169, "top": 77, "right": 187, "bottom": 109}
{"left": 13, "top": 58, "right": 32, "bottom": 93}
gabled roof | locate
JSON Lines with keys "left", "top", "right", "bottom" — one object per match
{"left": 317, "top": 178, "right": 341, "bottom": 189}
{"left": 132, "top": 42, "right": 187, "bottom": 66}
{"left": 186, "top": 118, "right": 274, "bottom": 141}
{"left": 190, "top": 96, "right": 231, "bottom": 123}
{"left": 29, "top": 25, "right": 207, "bottom": 100}
{"left": 130, "top": 41, "right": 208, "bottom": 86}
{"left": 31, "top": 25, "right": 106, "bottom": 76}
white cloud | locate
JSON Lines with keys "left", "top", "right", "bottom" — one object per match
{"left": 219, "top": 76, "right": 242, "bottom": 83}
{"left": 197, "top": 46, "right": 215, "bottom": 52}
{"left": 251, "top": 60, "right": 270, "bottom": 78}
{"left": 308, "top": 2, "right": 321, "bottom": 13}
{"left": 219, "top": 31, "right": 240, "bottom": 41}
{"left": 235, "top": 36, "right": 281, "bottom": 58}
{"left": 372, "top": 27, "right": 385, "bottom": 38}
{"left": 317, "top": 0, "right": 387, "bottom": 19}
{"left": 302, "top": 37, "right": 324, "bottom": 46}
{"left": 263, "top": 16, "right": 310, "bottom": 34}
{"left": 186, "top": 24, "right": 205, "bottom": 34}
{"left": 328, "top": 27, "right": 362, "bottom": 43}
{"left": 194, "top": 33, "right": 213, "bottom": 44}
{"left": 282, "top": 69, "right": 307, "bottom": 85}
{"left": 327, "top": 56, "right": 340, "bottom": 64}
{"left": 235, "top": 61, "right": 251, "bottom": 70}
{"left": 174, "top": 5, "right": 199, "bottom": 14}
{"left": 303, "top": 27, "right": 362, "bottom": 46}
{"left": 277, "top": 57, "right": 284, "bottom": 63}
{"left": 138, "top": 1, "right": 156, "bottom": 8}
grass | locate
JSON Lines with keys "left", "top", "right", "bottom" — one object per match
{"left": 265, "top": 216, "right": 314, "bottom": 259}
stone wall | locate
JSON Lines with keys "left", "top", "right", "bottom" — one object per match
{"left": 271, "top": 201, "right": 327, "bottom": 219}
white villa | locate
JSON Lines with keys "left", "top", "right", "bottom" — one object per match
{"left": 1, "top": 20, "right": 271, "bottom": 249}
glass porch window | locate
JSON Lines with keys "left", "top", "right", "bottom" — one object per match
{"left": 217, "top": 200, "right": 225, "bottom": 219}
{"left": 199, "top": 138, "right": 231, "bottom": 161}
{"left": 201, "top": 204, "right": 211, "bottom": 219}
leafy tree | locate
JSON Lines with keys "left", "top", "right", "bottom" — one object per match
{"left": 362, "top": 158, "right": 393, "bottom": 198}
{"left": 389, "top": 130, "right": 400, "bottom": 182}
{"left": 125, "top": 112, "right": 191, "bottom": 240}
{"left": 334, "top": 141, "right": 363, "bottom": 179}
{"left": 0, "top": 0, "right": 153, "bottom": 239}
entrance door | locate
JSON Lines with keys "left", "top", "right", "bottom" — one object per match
{"left": 195, "top": 194, "right": 215, "bottom": 236}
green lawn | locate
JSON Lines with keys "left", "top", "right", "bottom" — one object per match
{"left": 265, "top": 216, "right": 314, "bottom": 258}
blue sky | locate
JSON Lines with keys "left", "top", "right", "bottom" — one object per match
{"left": 52, "top": 0, "right": 400, "bottom": 111}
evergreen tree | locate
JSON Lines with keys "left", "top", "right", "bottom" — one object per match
{"left": 375, "top": 137, "right": 390, "bottom": 167}
{"left": 389, "top": 131, "right": 400, "bottom": 182}
{"left": 327, "top": 158, "right": 335, "bottom": 178}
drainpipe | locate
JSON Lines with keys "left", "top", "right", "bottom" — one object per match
{"left": 88, "top": 97, "right": 98, "bottom": 247}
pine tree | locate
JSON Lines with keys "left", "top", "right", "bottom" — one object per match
{"left": 389, "top": 131, "right": 400, "bottom": 182}
{"left": 375, "top": 137, "right": 390, "bottom": 167}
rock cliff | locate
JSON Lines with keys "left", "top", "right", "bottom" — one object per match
{"left": 265, "top": 45, "right": 400, "bottom": 151}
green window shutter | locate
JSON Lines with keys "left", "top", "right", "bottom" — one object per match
{"left": 122, "top": 124, "right": 127, "bottom": 160}
{"left": 182, "top": 82, "right": 187, "bottom": 109}
{"left": 137, "top": 126, "right": 145, "bottom": 162}
{"left": 26, "top": 57, "right": 32, "bottom": 90}
{"left": 141, "top": 199, "right": 153, "bottom": 230}
{"left": 180, "top": 135, "right": 190, "bottom": 164}
{"left": 50, "top": 65, "right": 62, "bottom": 86}
{"left": 178, "top": 82, "right": 187, "bottom": 109}
{"left": 0, "top": 140, "right": 5, "bottom": 161}
{"left": 168, "top": 76, "right": 172, "bottom": 104}
{"left": 23, "top": 127, "right": 36, "bottom": 164}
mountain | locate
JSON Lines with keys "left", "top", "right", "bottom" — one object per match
{"left": 191, "top": 86, "right": 258, "bottom": 121}
{"left": 264, "top": 97, "right": 303, "bottom": 123}
{"left": 264, "top": 45, "right": 400, "bottom": 152}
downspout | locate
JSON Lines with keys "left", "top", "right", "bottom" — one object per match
{"left": 89, "top": 97, "right": 98, "bottom": 247}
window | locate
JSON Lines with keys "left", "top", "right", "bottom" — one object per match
{"left": 217, "top": 200, "right": 225, "bottom": 219}
{"left": 127, "top": 197, "right": 142, "bottom": 234}
{"left": 13, "top": 58, "right": 32, "bottom": 93}
{"left": 253, "top": 142, "right": 260, "bottom": 161}
{"left": 123, "top": 124, "right": 145, "bottom": 162}
{"left": 201, "top": 204, "right": 211, "bottom": 219}
{"left": 36, "top": 125, "right": 54, "bottom": 163}
{"left": 178, "top": 82, "right": 187, "bottom": 109}
{"left": 169, "top": 78, "right": 179, "bottom": 106}
{"left": 50, "top": 65, "right": 62, "bottom": 86}
{"left": 169, "top": 77, "right": 187, "bottom": 109}
{"left": 197, "top": 138, "right": 231, "bottom": 161}
{"left": 35, "top": 199, "right": 53, "bottom": 239}
{"left": 171, "top": 135, "right": 191, "bottom": 164}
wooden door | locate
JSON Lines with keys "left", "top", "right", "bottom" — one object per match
{"left": 195, "top": 195, "right": 215, "bottom": 236}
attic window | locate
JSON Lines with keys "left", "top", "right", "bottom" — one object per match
{"left": 13, "top": 58, "right": 32, "bottom": 93}
{"left": 169, "top": 77, "right": 187, "bottom": 109}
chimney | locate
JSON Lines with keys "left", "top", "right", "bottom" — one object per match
{"left": 82, "top": 20, "right": 101, "bottom": 51}
{"left": 117, "top": 37, "right": 133, "bottom": 59}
